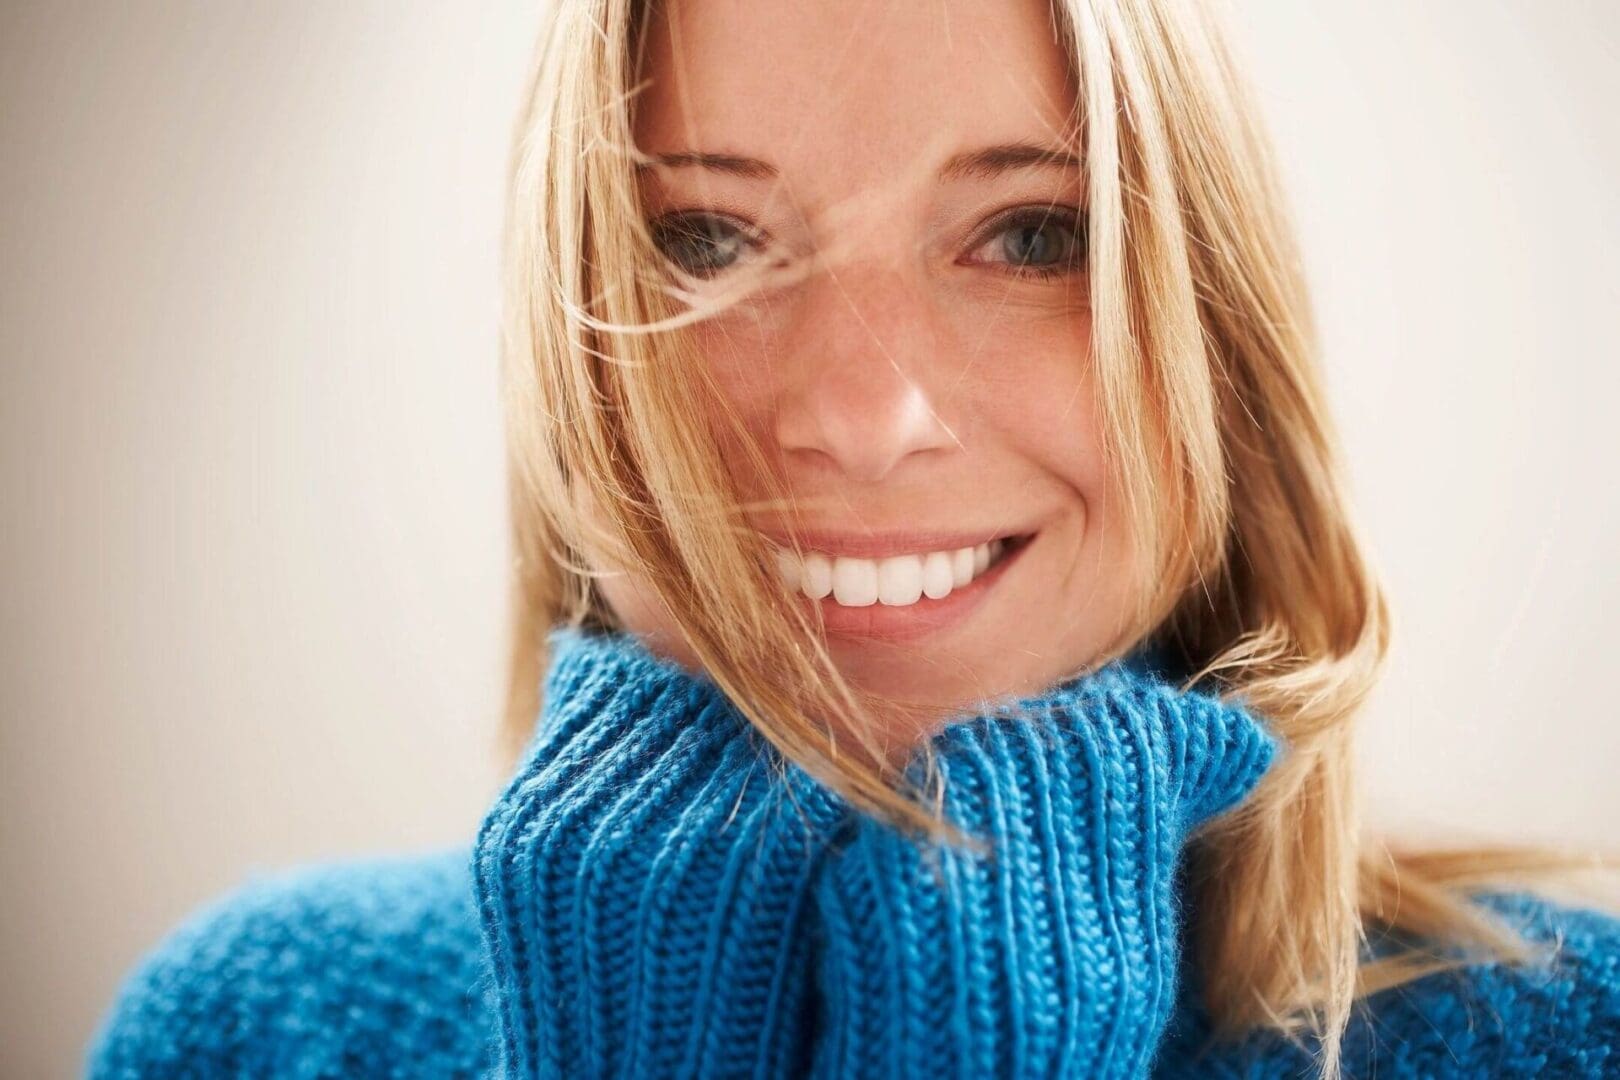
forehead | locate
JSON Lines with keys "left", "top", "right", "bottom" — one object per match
{"left": 634, "top": 0, "right": 1078, "bottom": 186}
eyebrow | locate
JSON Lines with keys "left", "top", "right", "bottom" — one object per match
{"left": 939, "top": 142, "right": 1084, "bottom": 182}
{"left": 637, "top": 142, "right": 1083, "bottom": 182}
{"left": 639, "top": 151, "right": 777, "bottom": 180}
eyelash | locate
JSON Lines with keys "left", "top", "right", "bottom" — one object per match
{"left": 646, "top": 204, "right": 1088, "bottom": 282}
{"left": 647, "top": 211, "right": 768, "bottom": 279}
{"left": 970, "top": 205, "right": 1088, "bottom": 280}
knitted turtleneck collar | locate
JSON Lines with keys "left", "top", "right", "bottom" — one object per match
{"left": 536, "top": 622, "right": 1197, "bottom": 755}
{"left": 476, "top": 622, "right": 1280, "bottom": 1078}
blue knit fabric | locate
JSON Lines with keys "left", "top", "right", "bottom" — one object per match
{"left": 86, "top": 626, "right": 1620, "bottom": 1078}
{"left": 1157, "top": 889, "right": 1620, "bottom": 1077}
{"left": 85, "top": 849, "right": 493, "bottom": 1077}
{"left": 472, "top": 626, "right": 847, "bottom": 1078}
{"left": 804, "top": 647, "right": 1279, "bottom": 1078}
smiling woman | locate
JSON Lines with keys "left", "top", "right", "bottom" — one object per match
{"left": 83, "top": 0, "right": 1620, "bottom": 1077}
{"left": 604, "top": 0, "right": 1132, "bottom": 737}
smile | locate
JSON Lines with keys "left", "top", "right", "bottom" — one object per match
{"left": 771, "top": 540, "right": 1010, "bottom": 608}
{"left": 770, "top": 537, "right": 1025, "bottom": 607}
{"left": 763, "top": 531, "right": 1036, "bottom": 642}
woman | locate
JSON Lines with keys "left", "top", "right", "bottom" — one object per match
{"left": 88, "top": 0, "right": 1620, "bottom": 1077}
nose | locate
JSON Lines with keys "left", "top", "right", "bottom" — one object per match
{"left": 773, "top": 264, "right": 957, "bottom": 484}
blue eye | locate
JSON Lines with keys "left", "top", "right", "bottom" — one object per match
{"left": 649, "top": 212, "right": 759, "bottom": 277}
{"left": 976, "top": 206, "right": 1088, "bottom": 280}
{"left": 650, "top": 205, "right": 1088, "bottom": 282}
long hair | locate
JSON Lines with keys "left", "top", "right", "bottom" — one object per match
{"left": 494, "top": 1, "right": 1615, "bottom": 1076}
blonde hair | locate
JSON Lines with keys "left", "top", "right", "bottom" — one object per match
{"left": 495, "top": 0, "right": 1617, "bottom": 1076}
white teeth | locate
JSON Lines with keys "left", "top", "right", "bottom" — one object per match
{"left": 831, "top": 556, "right": 878, "bottom": 606}
{"left": 802, "top": 552, "right": 833, "bottom": 600}
{"left": 775, "top": 548, "right": 801, "bottom": 592}
{"left": 829, "top": 557, "right": 881, "bottom": 608}
{"left": 770, "top": 537, "right": 1019, "bottom": 608}
{"left": 950, "top": 547, "right": 974, "bottom": 587}
{"left": 921, "top": 551, "right": 954, "bottom": 599}
{"left": 877, "top": 555, "right": 923, "bottom": 606}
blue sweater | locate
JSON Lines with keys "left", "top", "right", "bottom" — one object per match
{"left": 87, "top": 627, "right": 1620, "bottom": 1077}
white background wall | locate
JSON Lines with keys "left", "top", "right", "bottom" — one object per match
{"left": 2, "top": 2, "right": 1615, "bottom": 1074}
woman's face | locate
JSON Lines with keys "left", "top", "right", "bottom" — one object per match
{"left": 604, "top": 0, "right": 1140, "bottom": 720}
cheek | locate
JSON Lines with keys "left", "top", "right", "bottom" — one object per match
{"left": 972, "top": 303, "right": 1108, "bottom": 496}
{"left": 699, "top": 319, "right": 775, "bottom": 411}
{"left": 681, "top": 314, "right": 786, "bottom": 465}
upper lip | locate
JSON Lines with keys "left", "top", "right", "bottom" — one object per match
{"left": 755, "top": 527, "right": 1031, "bottom": 559}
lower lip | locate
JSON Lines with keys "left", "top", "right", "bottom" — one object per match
{"left": 798, "top": 535, "right": 1034, "bottom": 643}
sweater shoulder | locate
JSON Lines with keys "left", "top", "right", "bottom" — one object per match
{"left": 1159, "top": 891, "right": 1620, "bottom": 1079}
{"left": 86, "top": 846, "right": 495, "bottom": 1080}
{"left": 1344, "top": 891, "right": 1620, "bottom": 1078}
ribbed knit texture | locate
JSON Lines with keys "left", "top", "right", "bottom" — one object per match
{"left": 804, "top": 656, "right": 1278, "bottom": 1079}
{"left": 86, "top": 626, "right": 1620, "bottom": 1078}
{"left": 472, "top": 626, "right": 846, "bottom": 1079}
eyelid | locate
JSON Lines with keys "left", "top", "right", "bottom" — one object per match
{"left": 956, "top": 202, "right": 1087, "bottom": 279}
{"left": 649, "top": 209, "right": 770, "bottom": 249}
{"left": 963, "top": 203, "right": 1083, "bottom": 254}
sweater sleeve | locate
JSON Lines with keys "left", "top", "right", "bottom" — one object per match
{"left": 471, "top": 627, "right": 846, "bottom": 1080}
{"left": 804, "top": 661, "right": 1279, "bottom": 1080}
{"left": 1155, "top": 890, "right": 1620, "bottom": 1079}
